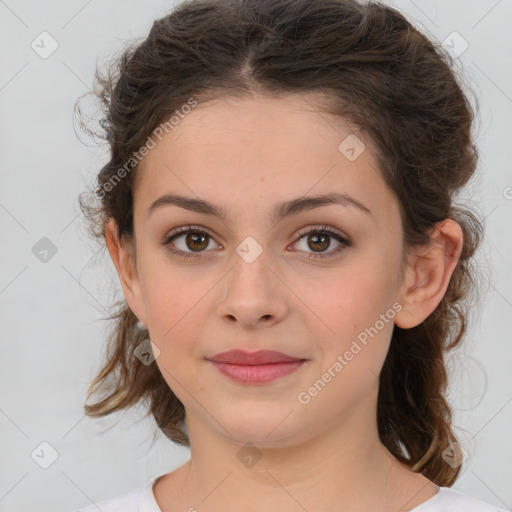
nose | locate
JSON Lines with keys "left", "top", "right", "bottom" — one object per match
{"left": 216, "top": 246, "right": 289, "bottom": 329}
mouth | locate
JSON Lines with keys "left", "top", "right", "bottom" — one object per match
{"left": 206, "top": 349, "right": 308, "bottom": 384}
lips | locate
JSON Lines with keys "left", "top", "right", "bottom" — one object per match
{"left": 207, "top": 349, "right": 304, "bottom": 365}
{"left": 207, "top": 349, "right": 307, "bottom": 384}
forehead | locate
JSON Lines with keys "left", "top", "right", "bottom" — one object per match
{"left": 135, "top": 93, "right": 397, "bottom": 225}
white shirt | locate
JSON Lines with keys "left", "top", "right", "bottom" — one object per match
{"left": 73, "top": 475, "right": 509, "bottom": 512}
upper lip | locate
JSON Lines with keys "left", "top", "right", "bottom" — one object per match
{"left": 207, "top": 349, "right": 305, "bottom": 365}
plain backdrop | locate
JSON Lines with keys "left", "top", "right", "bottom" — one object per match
{"left": 0, "top": 1, "right": 511, "bottom": 511}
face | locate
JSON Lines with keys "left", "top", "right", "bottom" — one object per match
{"left": 116, "top": 93, "right": 410, "bottom": 447}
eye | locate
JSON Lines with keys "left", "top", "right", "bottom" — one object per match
{"left": 162, "top": 225, "right": 221, "bottom": 259}
{"left": 162, "top": 224, "right": 352, "bottom": 260}
{"left": 291, "top": 225, "right": 352, "bottom": 260}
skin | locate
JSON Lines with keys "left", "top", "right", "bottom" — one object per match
{"left": 105, "top": 93, "right": 464, "bottom": 512}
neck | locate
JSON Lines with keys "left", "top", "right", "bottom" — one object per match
{"left": 157, "top": 383, "right": 437, "bottom": 512}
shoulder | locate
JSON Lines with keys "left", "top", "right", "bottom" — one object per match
{"left": 412, "top": 486, "right": 508, "bottom": 512}
{"left": 72, "top": 477, "right": 161, "bottom": 512}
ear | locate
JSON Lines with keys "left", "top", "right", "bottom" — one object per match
{"left": 105, "top": 218, "right": 148, "bottom": 329}
{"left": 394, "top": 219, "right": 464, "bottom": 329}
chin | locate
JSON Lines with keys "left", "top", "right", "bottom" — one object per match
{"left": 217, "top": 408, "right": 306, "bottom": 448}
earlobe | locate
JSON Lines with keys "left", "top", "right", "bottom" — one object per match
{"left": 105, "top": 218, "right": 148, "bottom": 329}
{"left": 394, "top": 219, "right": 464, "bottom": 329}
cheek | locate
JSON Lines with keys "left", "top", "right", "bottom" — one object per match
{"left": 302, "top": 260, "right": 398, "bottom": 364}
{"left": 139, "top": 266, "right": 197, "bottom": 349}
{"left": 139, "top": 248, "right": 199, "bottom": 321}
{"left": 298, "top": 275, "right": 395, "bottom": 411}
{"left": 308, "top": 265, "right": 396, "bottom": 326}
{"left": 143, "top": 276, "right": 203, "bottom": 398}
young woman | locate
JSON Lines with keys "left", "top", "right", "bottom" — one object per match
{"left": 74, "top": 0, "right": 506, "bottom": 510}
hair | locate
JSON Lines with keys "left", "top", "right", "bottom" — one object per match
{"left": 77, "top": 0, "right": 484, "bottom": 487}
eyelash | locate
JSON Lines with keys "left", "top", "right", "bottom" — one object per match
{"left": 162, "top": 224, "right": 352, "bottom": 260}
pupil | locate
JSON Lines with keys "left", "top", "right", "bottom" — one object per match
{"left": 309, "top": 233, "right": 329, "bottom": 252}
{"left": 187, "top": 233, "right": 208, "bottom": 251}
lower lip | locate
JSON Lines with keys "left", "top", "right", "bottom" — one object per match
{"left": 208, "top": 360, "right": 306, "bottom": 384}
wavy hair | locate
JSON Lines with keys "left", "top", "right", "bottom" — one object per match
{"left": 78, "top": 0, "right": 483, "bottom": 486}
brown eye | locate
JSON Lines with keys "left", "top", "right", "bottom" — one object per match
{"left": 162, "top": 224, "right": 351, "bottom": 261}
{"left": 184, "top": 232, "right": 209, "bottom": 252}
{"left": 292, "top": 226, "right": 352, "bottom": 260}
{"left": 306, "top": 232, "right": 331, "bottom": 252}
{"left": 163, "top": 225, "right": 219, "bottom": 259}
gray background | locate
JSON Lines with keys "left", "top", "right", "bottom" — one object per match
{"left": 0, "top": 1, "right": 511, "bottom": 511}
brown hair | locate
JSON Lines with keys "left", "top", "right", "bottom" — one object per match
{"left": 78, "top": 0, "right": 483, "bottom": 486}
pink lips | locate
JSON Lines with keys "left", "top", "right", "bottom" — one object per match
{"left": 207, "top": 349, "right": 307, "bottom": 384}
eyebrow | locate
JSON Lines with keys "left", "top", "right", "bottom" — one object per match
{"left": 146, "top": 192, "right": 372, "bottom": 223}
